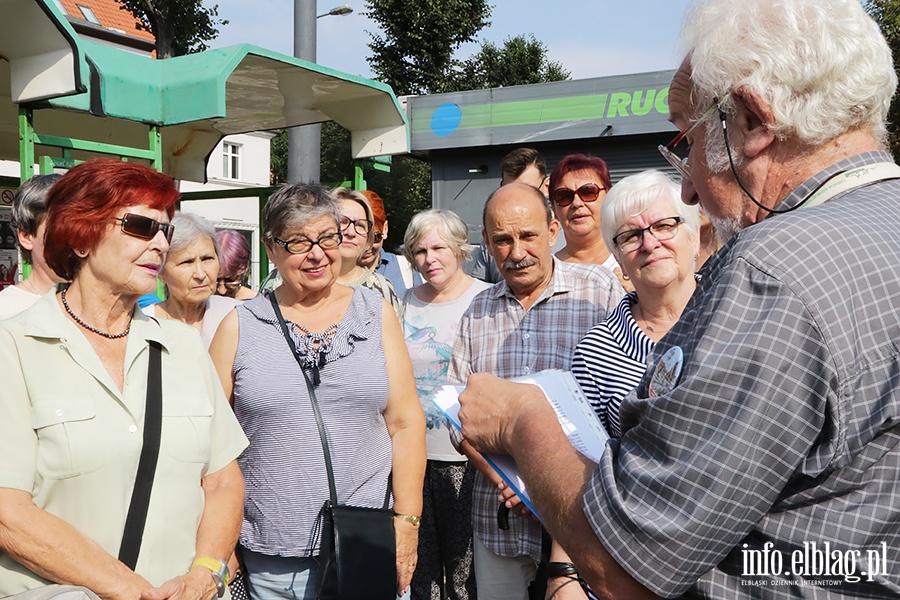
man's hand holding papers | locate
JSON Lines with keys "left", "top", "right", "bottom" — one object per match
{"left": 435, "top": 369, "right": 610, "bottom": 520}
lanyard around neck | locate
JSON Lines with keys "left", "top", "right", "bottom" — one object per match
{"left": 793, "top": 161, "right": 900, "bottom": 210}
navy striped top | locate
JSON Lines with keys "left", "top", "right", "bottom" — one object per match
{"left": 232, "top": 289, "right": 392, "bottom": 557}
{"left": 572, "top": 292, "right": 654, "bottom": 438}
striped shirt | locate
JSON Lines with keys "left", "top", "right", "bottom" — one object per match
{"left": 232, "top": 289, "right": 392, "bottom": 557}
{"left": 584, "top": 151, "right": 900, "bottom": 598}
{"left": 572, "top": 292, "right": 653, "bottom": 438}
{"left": 451, "top": 258, "right": 623, "bottom": 561}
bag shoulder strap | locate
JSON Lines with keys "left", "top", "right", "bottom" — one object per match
{"left": 398, "top": 287, "right": 415, "bottom": 322}
{"left": 397, "top": 254, "right": 415, "bottom": 289}
{"left": 118, "top": 340, "right": 162, "bottom": 570}
{"left": 268, "top": 292, "right": 338, "bottom": 504}
{"left": 268, "top": 291, "right": 391, "bottom": 509}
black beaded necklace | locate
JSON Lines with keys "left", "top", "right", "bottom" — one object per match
{"left": 61, "top": 288, "right": 130, "bottom": 339}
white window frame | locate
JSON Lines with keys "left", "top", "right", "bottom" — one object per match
{"left": 222, "top": 142, "right": 241, "bottom": 180}
{"left": 77, "top": 4, "right": 100, "bottom": 24}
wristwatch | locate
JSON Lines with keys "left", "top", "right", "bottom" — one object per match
{"left": 191, "top": 557, "right": 230, "bottom": 599}
{"left": 393, "top": 512, "right": 422, "bottom": 527}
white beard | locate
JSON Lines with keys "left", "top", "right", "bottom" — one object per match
{"left": 708, "top": 213, "right": 744, "bottom": 245}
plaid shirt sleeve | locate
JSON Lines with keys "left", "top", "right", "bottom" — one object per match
{"left": 581, "top": 157, "right": 900, "bottom": 598}
{"left": 449, "top": 307, "right": 472, "bottom": 385}
{"left": 585, "top": 256, "right": 836, "bottom": 596}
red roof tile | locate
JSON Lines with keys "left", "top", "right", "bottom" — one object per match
{"left": 58, "top": 0, "right": 156, "bottom": 43}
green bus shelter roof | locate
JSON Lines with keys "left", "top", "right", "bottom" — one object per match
{"left": 1, "top": 0, "right": 408, "bottom": 182}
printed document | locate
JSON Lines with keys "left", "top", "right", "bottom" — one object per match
{"left": 432, "top": 369, "right": 609, "bottom": 519}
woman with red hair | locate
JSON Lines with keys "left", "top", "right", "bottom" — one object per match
{"left": 0, "top": 158, "right": 248, "bottom": 599}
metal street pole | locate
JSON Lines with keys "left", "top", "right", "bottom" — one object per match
{"left": 288, "top": 0, "right": 318, "bottom": 183}
{"left": 288, "top": 3, "right": 353, "bottom": 184}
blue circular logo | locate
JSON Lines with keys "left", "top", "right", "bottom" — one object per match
{"left": 430, "top": 103, "right": 462, "bottom": 137}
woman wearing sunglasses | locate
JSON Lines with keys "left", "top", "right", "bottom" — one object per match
{"left": 209, "top": 183, "right": 426, "bottom": 599}
{"left": 548, "top": 154, "right": 625, "bottom": 277}
{"left": 144, "top": 212, "right": 239, "bottom": 349}
{"left": 0, "top": 158, "right": 248, "bottom": 599}
{"left": 572, "top": 170, "right": 701, "bottom": 438}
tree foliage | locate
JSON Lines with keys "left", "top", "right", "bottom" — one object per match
{"left": 364, "top": 0, "right": 491, "bottom": 95}
{"left": 865, "top": 0, "right": 900, "bottom": 159}
{"left": 274, "top": 0, "right": 572, "bottom": 251}
{"left": 455, "top": 34, "right": 570, "bottom": 90}
{"left": 119, "top": 0, "right": 227, "bottom": 58}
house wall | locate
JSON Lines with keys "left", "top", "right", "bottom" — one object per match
{"left": 180, "top": 131, "right": 274, "bottom": 291}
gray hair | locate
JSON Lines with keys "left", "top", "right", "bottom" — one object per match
{"left": 683, "top": 0, "right": 896, "bottom": 160}
{"left": 11, "top": 173, "right": 62, "bottom": 263}
{"left": 332, "top": 187, "right": 376, "bottom": 247}
{"left": 262, "top": 183, "right": 342, "bottom": 243}
{"left": 600, "top": 170, "right": 701, "bottom": 256}
{"left": 160, "top": 212, "right": 219, "bottom": 274}
{"left": 403, "top": 209, "right": 474, "bottom": 265}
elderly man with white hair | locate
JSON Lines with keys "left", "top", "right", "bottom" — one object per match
{"left": 456, "top": 0, "right": 900, "bottom": 598}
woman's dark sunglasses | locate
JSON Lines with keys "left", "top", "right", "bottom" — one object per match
{"left": 116, "top": 213, "right": 175, "bottom": 243}
{"left": 550, "top": 182, "right": 605, "bottom": 207}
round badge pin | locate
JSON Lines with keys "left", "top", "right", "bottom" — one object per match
{"left": 648, "top": 346, "right": 684, "bottom": 398}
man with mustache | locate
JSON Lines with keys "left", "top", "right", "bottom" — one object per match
{"left": 451, "top": 182, "right": 623, "bottom": 600}
{"left": 457, "top": 0, "right": 900, "bottom": 597}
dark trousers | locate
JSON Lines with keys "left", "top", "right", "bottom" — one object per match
{"left": 411, "top": 461, "right": 478, "bottom": 600}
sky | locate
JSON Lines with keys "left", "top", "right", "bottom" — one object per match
{"left": 208, "top": 0, "right": 697, "bottom": 83}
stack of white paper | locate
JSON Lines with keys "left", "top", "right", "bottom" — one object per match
{"left": 432, "top": 369, "right": 610, "bottom": 519}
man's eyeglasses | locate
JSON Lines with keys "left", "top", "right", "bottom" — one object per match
{"left": 658, "top": 99, "right": 719, "bottom": 180}
{"left": 550, "top": 182, "right": 605, "bottom": 207}
{"left": 612, "top": 216, "right": 683, "bottom": 252}
{"left": 340, "top": 215, "right": 373, "bottom": 236}
{"left": 273, "top": 232, "right": 343, "bottom": 255}
{"left": 115, "top": 213, "right": 175, "bottom": 243}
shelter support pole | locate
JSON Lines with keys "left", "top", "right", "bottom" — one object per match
{"left": 18, "top": 107, "right": 35, "bottom": 184}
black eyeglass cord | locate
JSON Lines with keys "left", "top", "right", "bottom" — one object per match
{"left": 546, "top": 575, "right": 590, "bottom": 600}
{"left": 719, "top": 107, "right": 845, "bottom": 215}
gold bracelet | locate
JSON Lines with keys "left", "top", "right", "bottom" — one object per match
{"left": 393, "top": 513, "right": 421, "bottom": 527}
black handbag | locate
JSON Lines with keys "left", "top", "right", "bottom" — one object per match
{"left": 268, "top": 292, "right": 397, "bottom": 600}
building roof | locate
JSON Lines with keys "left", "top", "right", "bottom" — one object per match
{"left": 57, "top": 0, "right": 154, "bottom": 42}
{"left": 1, "top": 0, "right": 409, "bottom": 182}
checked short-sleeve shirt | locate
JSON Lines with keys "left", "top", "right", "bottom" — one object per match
{"left": 451, "top": 258, "right": 623, "bottom": 561}
{"left": 583, "top": 151, "right": 900, "bottom": 598}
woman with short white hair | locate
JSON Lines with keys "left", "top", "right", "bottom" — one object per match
{"left": 144, "top": 212, "right": 238, "bottom": 349}
{"left": 573, "top": 170, "right": 701, "bottom": 437}
{"left": 400, "top": 209, "right": 489, "bottom": 600}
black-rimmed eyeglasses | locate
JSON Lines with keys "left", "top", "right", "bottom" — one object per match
{"left": 115, "top": 213, "right": 174, "bottom": 243}
{"left": 273, "top": 232, "right": 343, "bottom": 255}
{"left": 612, "top": 216, "right": 683, "bottom": 252}
{"left": 340, "top": 215, "right": 373, "bottom": 236}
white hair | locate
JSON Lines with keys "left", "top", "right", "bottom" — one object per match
{"left": 160, "top": 211, "right": 219, "bottom": 274}
{"left": 683, "top": 0, "right": 896, "bottom": 151}
{"left": 600, "top": 170, "right": 701, "bottom": 256}
{"left": 402, "top": 209, "right": 474, "bottom": 265}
